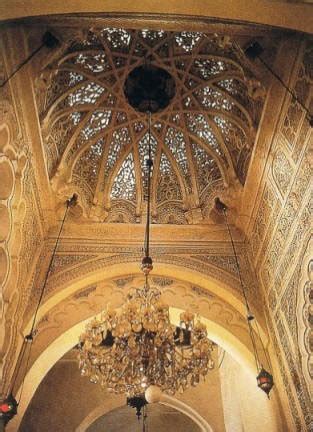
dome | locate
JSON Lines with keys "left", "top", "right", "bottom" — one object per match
{"left": 39, "top": 28, "right": 264, "bottom": 224}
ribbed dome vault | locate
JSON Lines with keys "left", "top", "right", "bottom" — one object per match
{"left": 38, "top": 28, "right": 265, "bottom": 224}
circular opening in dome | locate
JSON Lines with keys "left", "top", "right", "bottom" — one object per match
{"left": 124, "top": 65, "right": 176, "bottom": 113}
{"left": 0, "top": 204, "right": 11, "bottom": 242}
{"left": 0, "top": 159, "right": 14, "bottom": 200}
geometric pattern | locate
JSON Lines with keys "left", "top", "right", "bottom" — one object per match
{"left": 38, "top": 28, "right": 264, "bottom": 223}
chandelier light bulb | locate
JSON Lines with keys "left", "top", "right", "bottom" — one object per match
{"left": 78, "top": 281, "right": 215, "bottom": 397}
{"left": 145, "top": 385, "right": 162, "bottom": 403}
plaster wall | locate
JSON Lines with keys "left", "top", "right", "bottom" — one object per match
{"left": 19, "top": 350, "right": 225, "bottom": 432}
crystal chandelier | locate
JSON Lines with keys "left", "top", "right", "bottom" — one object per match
{"left": 78, "top": 279, "right": 214, "bottom": 397}
{"left": 78, "top": 71, "right": 215, "bottom": 395}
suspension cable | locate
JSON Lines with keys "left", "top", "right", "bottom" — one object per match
{"left": 11, "top": 195, "right": 77, "bottom": 399}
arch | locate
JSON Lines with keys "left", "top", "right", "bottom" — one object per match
{"left": 25, "top": 259, "right": 267, "bottom": 340}
{"left": 75, "top": 395, "right": 214, "bottom": 432}
{"left": 9, "top": 305, "right": 257, "bottom": 432}
{"left": 10, "top": 258, "right": 269, "bottom": 430}
{"left": 0, "top": 1, "right": 312, "bottom": 33}
{"left": 20, "top": 259, "right": 268, "bottom": 384}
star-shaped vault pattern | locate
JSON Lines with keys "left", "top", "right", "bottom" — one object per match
{"left": 37, "top": 28, "right": 264, "bottom": 224}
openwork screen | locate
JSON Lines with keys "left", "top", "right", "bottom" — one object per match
{"left": 37, "top": 28, "right": 264, "bottom": 224}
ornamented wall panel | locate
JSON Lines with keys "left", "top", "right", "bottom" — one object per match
{"left": 32, "top": 240, "right": 263, "bottom": 313}
{"left": 249, "top": 36, "right": 312, "bottom": 431}
{"left": 0, "top": 43, "right": 46, "bottom": 397}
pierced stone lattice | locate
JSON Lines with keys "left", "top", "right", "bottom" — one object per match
{"left": 110, "top": 152, "right": 136, "bottom": 201}
{"left": 38, "top": 27, "right": 264, "bottom": 223}
{"left": 157, "top": 152, "right": 183, "bottom": 203}
{"left": 73, "top": 138, "right": 105, "bottom": 193}
{"left": 105, "top": 127, "right": 131, "bottom": 179}
{"left": 191, "top": 141, "right": 223, "bottom": 196}
{"left": 165, "top": 127, "right": 191, "bottom": 191}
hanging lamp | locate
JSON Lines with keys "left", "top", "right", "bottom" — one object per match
{"left": 215, "top": 197, "right": 274, "bottom": 397}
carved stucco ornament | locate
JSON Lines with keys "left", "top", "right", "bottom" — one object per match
{"left": 35, "top": 27, "right": 264, "bottom": 224}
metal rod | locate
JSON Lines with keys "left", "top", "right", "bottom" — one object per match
{"left": 28, "top": 197, "right": 74, "bottom": 337}
{"left": 144, "top": 111, "right": 153, "bottom": 258}
{"left": 0, "top": 31, "right": 59, "bottom": 89}
{"left": 254, "top": 318, "right": 271, "bottom": 369}
{"left": 0, "top": 418, "right": 5, "bottom": 432}
{"left": 0, "top": 44, "right": 45, "bottom": 88}
{"left": 16, "top": 343, "right": 32, "bottom": 405}
{"left": 247, "top": 319, "right": 261, "bottom": 371}
{"left": 10, "top": 338, "right": 28, "bottom": 394}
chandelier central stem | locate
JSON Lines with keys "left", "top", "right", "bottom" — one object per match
{"left": 142, "top": 110, "right": 154, "bottom": 278}
{"left": 78, "top": 74, "right": 215, "bottom": 401}
{"left": 144, "top": 111, "right": 153, "bottom": 259}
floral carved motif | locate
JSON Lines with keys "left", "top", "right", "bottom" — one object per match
{"left": 37, "top": 28, "right": 264, "bottom": 223}
{"left": 272, "top": 148, "right": 293, "bottom": 197}
{"left": 251, "top": 36, "right": 312, "bottom": 431}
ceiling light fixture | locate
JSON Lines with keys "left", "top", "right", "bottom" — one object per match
{"left": 78, "top": 64, "right": 215, "bottom": 400}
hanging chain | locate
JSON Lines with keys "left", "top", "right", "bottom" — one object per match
{"left": 223, "top": 208, "right": 262, "bottom": 371}
{"left": 11, "top": 195, "right": 77, "bottom": 400}
{"left": 223, "top": 209, "right": 251, "bottom": 314}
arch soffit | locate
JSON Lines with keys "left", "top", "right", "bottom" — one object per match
{"left": 20, "top": 263, "right": 269, "bottom": 390}
{"left": 27, "top": 260, "right": 267, "bottom": 339}
{"left": 9, "top": 307, "right": 257, "bottom": 432}
{"left": 0, "top": 1, "right": 312, "bottom": 34}
{"left": 75, "top": 396, "right": 214, "bottom": 432}
{"left": 28, "top": 278, "right": 259, "bottom": 364}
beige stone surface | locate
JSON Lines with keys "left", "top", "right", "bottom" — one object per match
{"left": 0, "top": 8, "right": 311, "bottom": 432}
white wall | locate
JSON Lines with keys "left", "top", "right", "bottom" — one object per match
{"left": 219, "top": 351, "right": 282, "bottom": 432}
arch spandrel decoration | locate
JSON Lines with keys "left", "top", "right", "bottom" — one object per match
{"left": 22, "top": 273, "right": 267, "bottom": 384}
{"left": 37, "top": 28, "right": 265, "bottom": 223}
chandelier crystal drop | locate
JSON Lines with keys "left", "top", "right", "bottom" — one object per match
{"left": 78, "top": 279, "right": 214, "bottom": 397}
{"left": 78, "top": 69, "right": 215, "bottom": 397}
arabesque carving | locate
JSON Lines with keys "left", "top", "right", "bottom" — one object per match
{"left": 249, "top": 36, "right": 312, "bottom": 431}
{"left": 36, "top": 28, "right": 265, "bottom": 223}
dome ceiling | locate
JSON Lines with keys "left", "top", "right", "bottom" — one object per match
{"left": 37, "top": 28, "right": 265, "bottom": 224}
